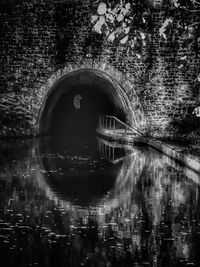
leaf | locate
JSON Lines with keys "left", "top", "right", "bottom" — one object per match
{"left": 105, "top": 12, "right": 115, "bottom": 23}
{"left": 91, "top": 15, "right": 98, "bottom": 24}
{"left": 180, "top": 55, "right": 187, "bottom": 60}
{"left": 159, "top": 18, "right": 173, "bottom": 39}
{"left": 120, "top": 3, "right": 131, "bottom": 17}
{"left": 129, "top": 39, "right": 135, "bottom": 48}
{"left": 115, "top": 26, "right": 124, "bottom": 36}
{"left": 107, "top": 31, "right": 115, "bottom": 42}
{"left": 173, "top": 0, "right": 180, "bottom": 7}
{"left": 178, "top": 64, "right": 184, "bottom": 69}
{"left": 125, "top": 3, "right": 131, "bottom": 11}
{"left": 97, "top": 2, "right": 107, "bottom": 15}
{"left": 140, "top": 32, "right": 146, "bottom": 39}
{"left": 116, "top": 13, "right": 124, "bottom": 22}
{"left": 93, "top": 16, "right": 106, "bottom": 34}
{"left": 119, "top": 35, "right": 129, "bottom": 44}
{"left": 124, "top": 26, "right": 130, "bottom": 34}
{"left": 136, "top": 53, "right": 141, "bottom": 59}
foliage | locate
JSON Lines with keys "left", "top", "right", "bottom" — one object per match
{"left": 160, "top": 0, "right": 200, "bottom": 70}
{"left": 91, "top": 0, "right": 200, "bottom": 63}
{"left": 91, "top": 0, "right": 152, "bottom": 58}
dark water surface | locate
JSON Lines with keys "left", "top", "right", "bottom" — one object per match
{"left": 0, "top": 137, "right": 200, "bottom": 267}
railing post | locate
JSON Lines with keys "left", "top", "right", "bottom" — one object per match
{"left": 110, "top": 117, "right": 112, "bottom": 130}
{"left": 99, "top": 115, "right": 101, "bottom": 129}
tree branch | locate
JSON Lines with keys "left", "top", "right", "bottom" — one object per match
{"left": 188, "top": 21, "right": 200, "bottom": 27}
{"left": 190, "top": 0, "right": 200, "bottom": 6}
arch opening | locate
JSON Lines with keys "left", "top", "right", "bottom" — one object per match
{"left": 37, "top": 69, "right": 135, "bottom": 151}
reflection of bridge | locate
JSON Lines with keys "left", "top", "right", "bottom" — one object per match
{"left": 97, "top": 115, "right": 146, "bottom": 144}
{"left": 97, "top": 137, "right": 133, "bottom": 164}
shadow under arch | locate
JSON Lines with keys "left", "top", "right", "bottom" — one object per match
{"left": 36, "top": 68, "right": 140, "bottom": 138}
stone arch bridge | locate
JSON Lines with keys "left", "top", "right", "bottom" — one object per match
{"left": 37, "top": 66, "right": 147, "bottom": 137}
{"left": 0, "top": 63, "right": 148, "bottom": 138}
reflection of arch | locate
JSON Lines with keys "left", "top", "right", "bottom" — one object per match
{"left": 35, "top": 137, "right": 146, "bottom": 209}
{"left": 36, "top": 68, "right": 147, "bottom": 136}
{"left": 34, "top": 138, "right": 200, "bottom": 226}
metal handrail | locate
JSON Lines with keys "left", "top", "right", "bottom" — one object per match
{"left": 98, "top": 115, "right": 143, "bottom": 136}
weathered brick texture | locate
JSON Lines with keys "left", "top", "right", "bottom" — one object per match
{"left": 0, "top": 0, "right": 199, "bottom": 138}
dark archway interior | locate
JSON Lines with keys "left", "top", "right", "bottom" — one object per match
{"left": 38, "top": 70, "right": 130, "bottom": 152}
{"left": 50, "top": 83, "right": 125, "bottom": 141}
{"left": 40, "top": 76, "right": 128, "bottom": 153}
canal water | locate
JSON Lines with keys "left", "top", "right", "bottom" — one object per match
{"left": 0, "top": 136, "right": 200, "bottom": 267}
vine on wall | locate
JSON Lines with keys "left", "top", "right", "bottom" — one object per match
{"left": 160, "top": 0, "right": 200, "bottom": 71}
{"left": 91, "top": 0, "right": 200, "bottom": 75}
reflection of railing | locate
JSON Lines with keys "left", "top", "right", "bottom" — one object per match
{"left": 98, "top": 137, "right": 132, "bottom": 164}
{"left": 98, "top": 115, "right": 143, "bottom": 137}
{"left": 99, "top": 141, "right": 116, "bottom": 163}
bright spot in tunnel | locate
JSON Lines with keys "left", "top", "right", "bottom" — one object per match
{"left": 73, "top": 94, "right": 82, "bottom": 109}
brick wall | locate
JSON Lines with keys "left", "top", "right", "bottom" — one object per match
{"left": 0, "top": 0, "right": 199, "bottom": 138}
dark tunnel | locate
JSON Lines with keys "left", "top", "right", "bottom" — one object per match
{"left": 38, "top": 70, "right": 131, "bottom": 152}
{"left": 36, "top": 70, "right": 133, "bottom": 204}
{"left": 50, "top": 83, "right": 125, "bottom": 140}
